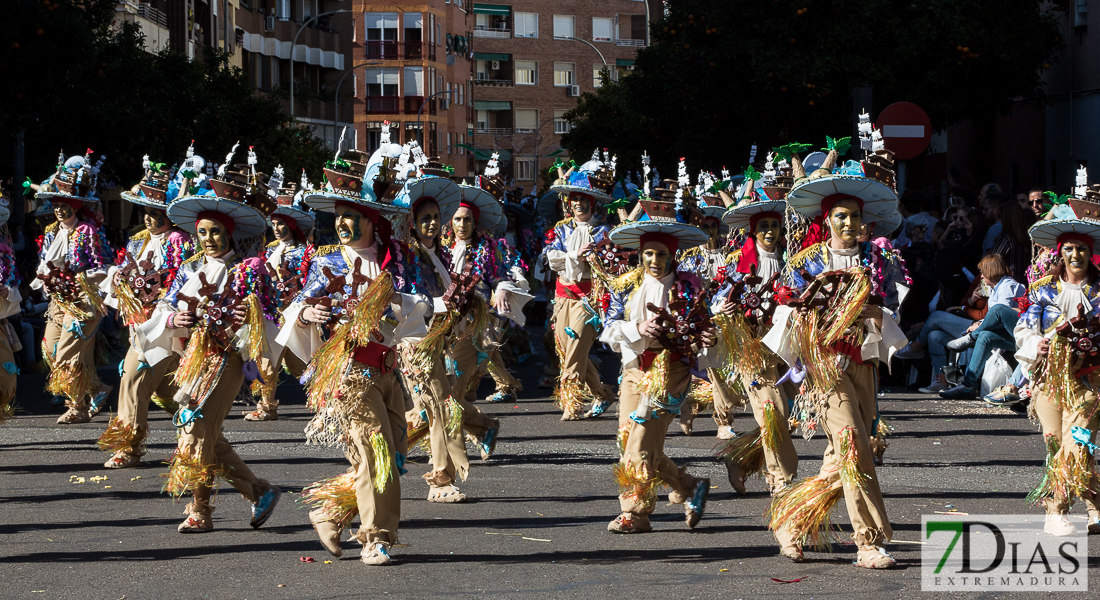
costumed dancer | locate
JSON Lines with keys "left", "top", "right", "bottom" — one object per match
{"left": 138, "top": 149, "right": 282, "bottom": 533}
{"left": 1015, "top": 214, "right": 1100, "bottom": 535}
{"left": 761, "top": 139, "right": 906, "bottom": 567}
{"left": 245, "top": 167, "right": 316, "bottom": 421}
{"left": 715, "top": 191, "right": 799, "bottom": 494}
{"left": 285, "top": 145, "right": 430, "bottom": 565}
{"left": 97, "top": 149, "right": 197, "bottom": 467}
{"left": 542, "top": 161, "right": 618, "bottom": 420}
{"left": 0, "top": 190, "right": 21, "bottom": 423}
{"left": 33, "top": 150, "right": 114, "bottom": 424}
{"left": 599, "top": 189, "right": 715, "bottom": 533}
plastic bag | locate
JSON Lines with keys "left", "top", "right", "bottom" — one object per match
{"left": 981, "top": 348, "right": 1013, "bottom": 398}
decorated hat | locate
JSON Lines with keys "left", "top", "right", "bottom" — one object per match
{"left": 167, "top": 144, "right": 272, "bottom": 239}
{"left": 396, "top": 171, "right": 462, "bottom": 222}
{"left": 608, "top": 190, "right": 708, "bottom": 251}
{"left": 456, "top": 183, "right": 503, "bottom": 231}
{"left": 782, "top": 136, "right": 898, "bottom": 221}
{"left": 307, "top": 138, "right": 417, "bottom": 216}
{"left": 722, "top": 198, "right": 787, "bottom": 233}
{"left": 35, "top": 149, "right": 106, "bottom": 204}
{"left": 267, "top": 167, "right": 316, "bottom": 237}
{"left": 549, "top": 150, "right": 615, "bottom": 202}
{"left": 865, "top": 210, "right": 903, "bottom": 239}
{"left": 122, "top": 142, "right": 210, "bottom": 210}
{"left": 1029, "top": 218, "right": 1100, "bottom": 252}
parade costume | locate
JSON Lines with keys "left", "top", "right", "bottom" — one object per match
{"left": 761, "top": 144, "right": 906, "bottom": 567}
{"left": 289, "top": 143, "right": 432, "bottom": 564}
{"left": 34, "top": 151, "right": 113, "bottom": 424}
{"left": 1016, "top": 216, "right": 1100, "bottom": 535}
{"left": 715, "top": 197, "right": 799, "bottom": 494}
{"left": 137, "top": 148, "right": 282, "bottom": 533}
{"left": 0, "top": 194, "right": 21, "bottom": 423}
{"left": 98, "top": 150, "right": 197, "bottom": 467}
{"left": 598, "top": 191, "right": 713, "bottom": 534}
{"left": 543, "top": 162, "right": 617, "bottom": 420}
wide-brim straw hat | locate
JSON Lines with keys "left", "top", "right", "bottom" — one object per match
{"left": 167, "top": 195, "right": 268, "bottom": 239}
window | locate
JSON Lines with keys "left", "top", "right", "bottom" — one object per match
{"left": 593, "top": 64, "right": 616, "bottom": 87}
{"left": 592, "top": 17, "right": 613, "bottom": 41}
{"left": 515, "top": 109, "right": 538, "bottom": 133}
{"left": 515, "top": 60, "right": 537, "bottom": 85}
{"left": 554, "top": 110, "right": 571, "bottom": 134}
{"left": 514, "top": 12, "right": 538, "bottom": 38}
{"left": 364, "top": 68, "right": 399, "bottom": 96}
{"left": 553, "top": 15, "right": 574, "bottom": 38}
{"left": 404, "top": 67, "right": 424, "bottom": 97}
{"left": 365, "top": 122, "right": 384, "bottom": 153}
{"left": 447, "top": 132, "right": 453, "bottom": 154}
{"left": 365, "top": 13, "right": 398, "bottom": 59}
{"left": 515, "top": 157, "right": 536, "bottom": 180}
{"left": 476, "top": 110, "right": 488, "bottom": 131}
{"left": 553, "top": 62, "right": 575, "bottom": 86}
{"left": 475, "top": 14, "right": 490, "bottom": 29}
{"left": 459, "top": 84, "right": 464, "bottom": 105}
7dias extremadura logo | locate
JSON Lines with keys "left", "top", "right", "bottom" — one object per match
{"left": 922, "top": 515, "right": 1087, "bottom": 592}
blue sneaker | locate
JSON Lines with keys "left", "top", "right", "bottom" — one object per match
{"left": 685, "top": 478, "right": 710, "bottom": 529}
{"left": 479, "top": 425, "right": 498, "bottom": 460}
{"left": 984, "top": 385, "right": 1021, "bottom": 406}
{"left": 89, "top": 388, "right": 110, "bottom": 416}
{"left": 586, "top": 399, "right": 612, "bottom": 418}
{"left": 486, "top": 391, "right": 514, "bottom": 403}
{"left": 250, "top": 486, "right": 281, "bottom": 529}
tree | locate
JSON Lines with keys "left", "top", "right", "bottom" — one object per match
{"left": 563, "top": 0, "right": 1063, "bottom": 176}
{"left": 1, "top": 0, "right": 331, "bottom": 192}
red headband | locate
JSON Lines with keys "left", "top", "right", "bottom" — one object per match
{"left": 196, "top": 211, "right": 235, "bottom": 236}
{"left": 749, "top": 211, "right": 783, "bottom": 232}
{"left": 270, "top": 214, "right": 302, "bottom": 239}
{"left": 412, "top": 196, "right": 439, "bottom": 215}
{"left": 334, "top": 200, "right": 394, "bottom": 265}
{"left": 738, "top": 211, "right": 784, "bottom": 276}
{"left": 640, "top": 231, "right": 680, "bottom": 254}
{"left": 458, "top": 201, "right": 481, "bottom": 223}
{"left": 51, "top": 197, "right": 82, "bottom": 210}
{"left": 1057, "top": 231, "right": 1094, "bottom": 254}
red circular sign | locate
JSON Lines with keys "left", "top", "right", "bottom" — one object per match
{"left": 876, "top": 102, "right": 932, "bottom": 160}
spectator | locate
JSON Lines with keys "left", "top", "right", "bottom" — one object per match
{"left": 929, "top": 220, "right": 948, "bottom": 247}
{"left": 939, "top": 254, "right": 1026, "bottom": 399}
{"left": 1025, "top": 187, "right": 1045, "bottom": 218}
{"left": 935, "top": 206, "right": 988, "bottom": 308}
{"left": 982, "top": 193, "right": 1009, "bottom": 254}
{"left": 897, "top": 192, "right": 938, "bottom": 245}
{"left": 978, "top": 182, "right": 1005, "bottom": 211}
{"left": 992, "top": 201, "right": 1037, "bottom": 283}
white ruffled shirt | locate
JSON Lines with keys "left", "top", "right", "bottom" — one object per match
{"left": 599, "top": 270, "right": 675, "bottom": 370}
{"left": 1014, "top": 279, "right": 1092, "bottom": 371}
{"left": 546, "top": 218, "right": 594, "bottom": 284}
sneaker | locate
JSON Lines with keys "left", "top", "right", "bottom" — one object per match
{"left": 716, "top": 426, "right": 735, "bottom": 440}
{"left": 309, "top": 509, "right": 344, "bottom": 557}
{"left": 89, "top": 387, "right": 111, "bottom": 417}
{"left": 607, "top": 512, "right": 652, "bottom": 534}
{"left": 939, "top": 384, "right": 977, "bottom": 400}
{"left": 250, "top": 486, "right": 281, "bottom": 529}
{"left": 585, "top": 399, "right": 612, "bottom": 418}
{"left": 56, "top": 407, "right": 90, "bottom": 424}
{"left": 1045, "top": 513, "right": 1077, "bottom": 536}
{"left": 894, "top": 343, "right": 926, "bottom": 360}
{"left": 684, "top": 478, "right": 710, "bottom": 529}
{"left": 946, "top": 333, "right": 975, "bottom": 352}
{"left": 984, "top": 385, "right": 1021, "bottom": 406}
{"left": 177, "top": 512, "right": 213, "bottom": 533}
{"left": 486, "top": 391, "right": 513, "bottom": 403}
{"left": 361, "top": 542, "right": 393, "bottom": 566}
{"left": 855, "top": 546, "right": 897, "bottom": 569}
{"left": 919, "top": 381, "right": 950, "bottom": 394}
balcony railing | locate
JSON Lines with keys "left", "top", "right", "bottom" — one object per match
{"left": 473, "top": 28, "right": 511, "bottom": 39}
{"left": 365, "top": 96, "right": 401, "bottom": 114}
{"left": 616, "top": 38, "right": 646, "bottom": 47}
{"left": 364, "top": 41, "right": 399, "bottom": 60}
{"left": 402, "top": 97, "right": 438, "bottom": 115}
{"left": 473, "top": 78, "right": 513, "bottom": 87}
{"left": 404, "top": 41, "right": 424, "bottom": 59}
{"left": 137, "top": 3, "right": 168, "bottom": 28}
{"left": 475, "top": 127, "right": 513, "bottom": 136}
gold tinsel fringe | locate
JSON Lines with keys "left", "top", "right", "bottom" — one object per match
{"left": 407, "top": 419, "right": 429, "bottom": 448}
{"left": 0, "top": 396, "right": 14, "bottom": 423}
{"left": 767, "top": 476, "right": 844, "bottom": 550}
{"left": 241, "top": 294, "right": 268, "bottom": 362}
{"left": 301, "top": 471, "right": 359, "bottom": 528}
{"left": 617, "top": 423, "right": 630, "bottom": 456}
{"left": 445, "top": 396, "right": 463, "bottom": 436}
{"left": 612, "top": 459, "right": 662, "bottom": 510}
{"left": 1041, "top": 338, "right": 1087, "bottom": 411}
{"left": 820, "top": 270, "right": 870, "bottom": 345}
{"left": 411, "top": 311, "right": 456, "bottom": 374}
{"left": 369, "top": 430, "right": 394, "bottom": 494}
{"left": 715, "top": 426, "right": 765, "bottom": 477}
{"left": 162, "top": 448, "right": 219, "bottom": 498}
{"left": 174, "top": 326, "right": 216, "bottom": 389}
{"left": 687, "top": 378, "right": 713, "bottom": 407}
{"left": 348, "top": 272, "right": 394, "bottom": 347}
{"left": 837, "top": 427, "right": 871, "bottom": 491}
{"left": 97, "top": 415, "right": 144, "bottom": 454}
{"left": 713, "top": 313, "right": 768, "bottom": 381}
{"left": 637, "top": 350, "right": 671, "bottom": 405}
{"left": 114, "top": 279, "right": 149, "bottom": 325}
{"left": 760, "top": 400, "right": 782, "bottom": 453}
{"left": 78, "top": 274, "right": 107, "bottom": 318}
{"left": 486, "top": 359, "right": 520, "bottom": 391}
{"left": 151, "top": 392, "right": 179, "bottom": 415}
{"left": 46, "top": 360, "right": 98, "bottom": 401}
{"left": 1028, "top": 433, "right": 1095, "bottom": 505}
{"left": 876, "top": 417, "right": 893, "bottom": 441}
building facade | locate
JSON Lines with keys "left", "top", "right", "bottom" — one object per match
{"left": 468, "top": 0, "right": 651, "bottom": 191}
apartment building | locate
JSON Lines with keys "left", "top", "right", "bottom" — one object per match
{"left": 349, "top": 1, "right": 476, "bottom": 176}
{"left": 468, "top": 0, "right": 652, "bottom": 188}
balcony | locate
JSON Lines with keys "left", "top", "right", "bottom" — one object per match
{"left": 473, "top": 78, "right": 513, "bottom": 87}
{"left": 364, "top": 41, "right": 400, "bottom": 60}
{"left": 616, "top": 38, "right": 646, "bottom": 47}
{"left": 365, "top": 96, "right": 401, "bottom": 114}
{"left": 473, "top": 28, "right": 511, "bottom": 39}
{"left": 475, "top": 127, "right": 513, "bottom": 136}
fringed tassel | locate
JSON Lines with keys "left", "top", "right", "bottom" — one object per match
{"left": 713, "top": 313, "right": 768, "bottom": 381}
{"left": 820, "top": 269, "right": 870, "bottom": 345}
{"left": 407, "top": 419, "right": 429, "bottom": 448}
{"left": 303, "top": 328, "right": 353, "bottom": 413}
{"left": 1041, "top": 338, "right": 1084, "bottom": 411}
{"left": 241, "top": 294, "right": 268, "bottom": 362}
{"left": 767, "top": 476, "right": 844, "bottom": 550}
{"left": 837, "top": 427, "right": 871, "bottom": 491}
{"left": 46, "top": 360, "right": 97, "bottom": 401}
{"left": 97, "top": 416, "right": 144, "bottom": 454}
{"left": 715, "top": 427, "right": 765, "bottom": 477}
{"left": 876, "top": 417, "right": 894, "bottom": 441}
{"left": 114, "top": 280, "right": 149, "bottom": 325}
{"left": 174, "top": 327, "right": 216, "bottom": 389}
{"left": 760, "top": 400, "right": 782, "bottom": 453}
{"left": 617, "top": 423, "right": 630, "bottom": 456}
{"left": 369, "top": 430, "right": 394, "bottom": 494}
{"left": 348, "top": 272, "right": 395, "bottom": 347}
{"left": 687, "top": 377, "right": 713, "bottom": 407}
{"left": 636, "top": 349, "right": 671, "bottom": 406}
{"left": 486, "top": 358, "right": 520, "bottom": 391}
{"left": 151, "top": 392, "right": 179, "bottom": 415}
{"left": 612, "top": 459, "right": 662, "bottom": 510}
{"left": 301, "top": 471, "right": 358, "bottom": 528}
{"left": 1028, "top": 434, "right": 1062, "bottom": 505}
{"left": 78, "top": 274, "right": 108, "bottom": 318}
{"left": 411, "top": 311, "right": 456, "bottom": 373}
{"left": 790, "top": 310, "right": 843, "bottom": 397}
{"left": 1028, "top": 433, "right": 1095, "bottom": 505}
{"left": 466, "top": 296, "right": 490, "bottom": 346}
{"left": 162, "top": 448, "right": 218, "bottom": 498}
{"left": 552, "top": 333, "right": 594, "bottom": 416}
{"left": 445, "top": 396, "right": 463, "bottom": 436}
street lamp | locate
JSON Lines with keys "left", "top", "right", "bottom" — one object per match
{"left": 331, "top": 61, "right": 382, "bottom": 151}
{"left": 557, "top": 36, "right": 607, "bottom": 67}
{"left": 416, "top": 89, "right": 459, "bottom": 151}
{"left": 290, "top": 9, "right": 352, "bottom": 120}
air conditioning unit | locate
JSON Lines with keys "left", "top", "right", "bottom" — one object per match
{"left": 568, "top": 85, "right": 580, "bottom": 97}
{"left": 265, "top": 15, "right": 276, "bottom": 31}
{"left": 491, "top": 60, "right": 500, "bottom": 70}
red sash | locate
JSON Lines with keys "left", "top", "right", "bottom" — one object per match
{"left": 556, "top": 279, "right": 592, "bottom": 300}
{"left": 640, "top": 350, "right": 684, "bottom": 372}
{"left": 352, "top": 341, "right": 397, "bottom": 373}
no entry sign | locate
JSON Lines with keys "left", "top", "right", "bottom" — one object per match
{"left": 877, "top": 102, "right": 932, "bottom": 160}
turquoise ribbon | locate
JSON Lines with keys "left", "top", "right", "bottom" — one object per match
{"left": 1072, "top": 426, "right": 1098, "bottom": 455}
{"left": 564, "top": 327, "right": 578, "bottom": 339}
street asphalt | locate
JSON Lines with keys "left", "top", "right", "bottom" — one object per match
{"left": 1, "top": 334, "right": 1096, "bottom": 599}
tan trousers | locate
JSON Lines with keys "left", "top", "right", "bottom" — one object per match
{"left": 708, "top": 368, "right": 744, "bottom": 428}
{"left": 447, "top": 335, "right": 501, "bottom": 441}
{"left": 742, "top": 362, "right": 798, "bottom": 491}
{"left": 255, "top": 351, "right": 307, "bottom": 414}
{"left": 0, "top": 320, "right": 17, "bottom": 413}
{"left": 1032, "top": 384, "right": 1100, "bottom": 512}
{"left": 812, "top": 362, "right": 892, "bottom": 546}
{"left": 553, "top": 295, "right": 608, "bottom": 417}
{"left": 399, "top": 343, "right": 469, "bottom": 486}
{"left": 178, "top": 353, "right": 270, "bottom": 517}
{"left": 114, "top": 349, "right": 181, "bottom": 456}
{"left": 617, "top": 360, "right": 698, "bottom": 515}
{"left": 345, "top": 370, "right": 406, "bottom": 546}
{"left": 43, "top": 301, "right": 102, "bottom": 408}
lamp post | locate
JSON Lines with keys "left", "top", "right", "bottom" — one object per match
{"left": 560, "top": 36, "right": 607, "bottom": 67}
{"left": 416, "top": 89, "right": 459, "bottom": 151}
{"left": 290, "top": 9, "right": 352, "bottom": 120}
{"left": 331, "top": 61, "right": 381, "bottom": 151}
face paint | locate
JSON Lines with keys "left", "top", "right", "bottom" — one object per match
{"left": 335, "top": 208, "right": 366, "bottom": 245}
{"left": 452, "top": 206, "right": 476, "bottom": 241}
{"left": 753, "top": 217, "right": 782, "bottom": 252}
{"left": 271, "top": 218, "right": 294, "bottom": 243}
{"left": 196, "top": 218, "right": 229, "bottom": 257}
{"left": 641, "top": 242, "right": 671, "bottom": 278}
{"left": 828, "top": 199, "right": 862, "bottom": 245}
{"left": 415, "top": 200, "right": 441, "bottom": 242}
{"left": 1063, "top": 241, "right": 1092, "bottom": 279}
{"left": 569, "top": 195, "right": 592, "bottom": 220}
{"left": 144, "top": 208, "right": 169, "bottom": 235}
{"left": 702, "top": 218, "right": 721, "bottom": 247}
{"left": 54, "top": 203, "right": 75, "bottom": 223}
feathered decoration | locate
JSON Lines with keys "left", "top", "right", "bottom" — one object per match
{"left": 301, "top": 470, "right": 359, "bottom": 528}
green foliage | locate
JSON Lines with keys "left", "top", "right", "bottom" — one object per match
{"left": 563, "top": 0, "right": 1061, "bottom": 175}
{"left": 0, "top": 0, "right": 332, "bottom": 188}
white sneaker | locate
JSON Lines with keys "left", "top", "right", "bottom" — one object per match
{"left": 946, "top": 333, "right": 975, "bottom": 352}
{"left": 716, "top": 426, "right": 735, "bottom": 440}
{"left": 1045, "top": 514, "right": 1077, "bottom": 537}
{"left": 919, "top": 381, "right": 949, "bottom": 394}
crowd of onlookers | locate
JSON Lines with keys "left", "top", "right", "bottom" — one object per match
{"left": 888, "top": 183, "right": 1049, "bottom": 406}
